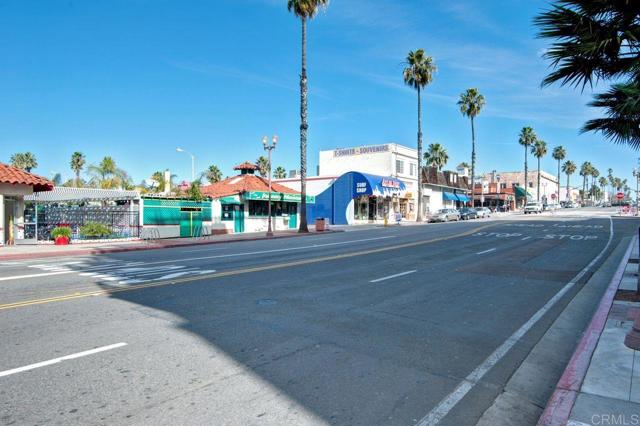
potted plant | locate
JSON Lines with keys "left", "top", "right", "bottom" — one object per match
{"left": 51, "top": 226, "right": 72, "bottom": 245}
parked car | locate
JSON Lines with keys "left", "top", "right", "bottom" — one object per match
{"left": 459, "top": 207, "right": 479, "bottom": 220}
{"left": 475, "top": 207, "right": 492, "bottom": 218}
{"left": 524, "top": 202, "right": 543, "bottom": 214}
{"left": 544, "top": 203, "right": 560, "bottom": 211}
{"left": 429, "top": 208, "right": 460, "bottom": 222}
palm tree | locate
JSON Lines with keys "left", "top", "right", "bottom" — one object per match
{"left": 403, "top": 49, "right": 437, "bottom": 221}
{"left": 536, "top": 1, "right": 640, "bottom": 148}
{"left": 205, "top": 165, "right": 222, "bottom": 184}
{"left": 599, "top": 176, "right": 608, "bottom": 201}
{"left": 10, "top": 152, "right": 38, "bottom": 172}
{"left": 70, "top": 152, "right": 86, "bottom": 187}
{"left": 579, "top": 162, "right": 592, "bottom": 203}
{"left": 273, "top": 166, "right": 287, "bottom": 179}
{"left": 531, "top": 139, "right": 548, "bottom": 202}
{"left": 590, "top": 167, "right": 600, "bottom": 200}
{"left": 607, "top": 168, "right": 614, "bottom": 200}
{"left": 457, "top": 88, "right": 485, "bottom": 205}
{"left": 518, "top": 127, "right": 537, "bottom": 203}
{"left": 288, "top": 0, "right": 329, "bottom": 233}
{"left": 551, "top": 146, "right": 566, "bottom": 201}
{"left": 562, "top": 160, "right": 576, "bottom": 201}
{"left": 87, "top": 156, "right": 131, "bottom": 189}
{"left": 424, "top": 143, "right": 449, "bottom": 171}
{"left": 256, "top": 156, "right": 269, "bottom": 178}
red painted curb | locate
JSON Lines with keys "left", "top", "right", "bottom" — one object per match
{"left": 537, "top": 235, "right": 636, "bottom": 426}
{"left": 0, "top": 230, "right": 343, "bottom": 261}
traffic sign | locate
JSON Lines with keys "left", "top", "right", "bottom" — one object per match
{"left": 617, "top": 192, "right": 624, "bottom": 200}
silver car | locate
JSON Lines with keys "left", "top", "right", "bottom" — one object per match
{"left": 429, "top": 208, "right": 460, "bottom": 222}
{"left": 475, "top": 207, "right": 492, "bottom": 218}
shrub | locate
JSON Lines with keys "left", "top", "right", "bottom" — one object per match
{"left": 51, "top": 226, "right": 72, "bottom": 239}
{"left": 79, "top": 222, "right": 112, "bottom": 238}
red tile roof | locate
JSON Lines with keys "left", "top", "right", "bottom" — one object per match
{"left": 233, "top": 161, "right": 258, "bottom": 171}
{"left": 201, "top": 174, "right": 300, "bottom": 198}
{"left": 0, "top": 163, "right": 54, "bottom": 192}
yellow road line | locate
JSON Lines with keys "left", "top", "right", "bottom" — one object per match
{"left": 0, "top": 224, "right": 493, "bottom": 311}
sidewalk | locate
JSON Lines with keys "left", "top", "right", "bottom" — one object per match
{"left": 0, "top": 228, "right": 341, "bottom": 261}
{"left": 538, "top": 235, "right": 640, "bottom": 426}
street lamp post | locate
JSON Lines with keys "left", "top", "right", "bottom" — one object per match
{"left": 176, "top": 147, "right": 195, "bottom": 182}
{"left": 263, "top": 135, "right": 278, "bottom": 237}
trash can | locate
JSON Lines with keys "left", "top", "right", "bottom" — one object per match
{"left": 315, "top": 218, "right": 326, "bottom": 232}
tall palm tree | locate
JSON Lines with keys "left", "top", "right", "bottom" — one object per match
{"left": 70, "top": 151, "right": 86, "bottom": 187}
{"left": 457, "top": 88, "right": 485, "bottom": 206}
{"left": 518, "top": 127, "right": 537, "bottom": 203}
{"left": 288, "top": 0, "right": 329, "bottom": 233}
{"left": 579, "top": 162, "right": 592, "bottom": 202}
{"left": 403, "top": 49, "right": 436, "bottom": 221}
{"left": 256, "top": 156, "right": 269, "bottom": 177}
{"left": 205, "top": 165, "right": 222, "bottom": 184}
{"left": 607, "top": 168, "right": 614, "bottom": 200}
{"left": 551, "top": 146, "right": 566, "bottom": 201}
{"left": 10, "top": 152, "right": 38, "bottom": 172}
{"left": 273, "top": 166, "right": 287, "bottom": 179}
{"left": 531, "top": 139, "right": 548, "bottom": 202}
{"left": 590, "top": 167, "right": 600, "bottom": 200}
{"left": 424, "top": 143, "right": 449, "bottom": 171}
{"left": 599, "top": 176, "right": 608, "bottom": 201}
{"left": 562, "top": 160, "right": 576, "bottom": 201}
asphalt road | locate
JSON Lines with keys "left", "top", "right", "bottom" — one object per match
{"left": 0, "top": 208, "right": 637, "bottom": 426}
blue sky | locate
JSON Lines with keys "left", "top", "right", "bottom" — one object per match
{"left": 0, "top": 0, "right": 636, "bottom": 187}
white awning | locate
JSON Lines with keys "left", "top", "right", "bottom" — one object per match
{"left": 25, "top": 187, "right": 140, "bottom": 202}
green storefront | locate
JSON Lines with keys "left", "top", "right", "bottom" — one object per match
{"left": 143, "top": 198, "right": 213, "bottom": 238}
{"left": 219, "top": 191, "right": 315, "bottom": 233}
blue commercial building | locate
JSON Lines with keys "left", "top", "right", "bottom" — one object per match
{"left": 306, "top": 171, "right": 406, "bottom": 225}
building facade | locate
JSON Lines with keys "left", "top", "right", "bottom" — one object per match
{"left": 479, "top": 170, "right": 560, "bottom": 206}
{"left": 318, "top": 143, "right": 419, "bottom": 220}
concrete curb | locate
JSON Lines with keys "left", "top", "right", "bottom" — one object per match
{"left": 537, "top": 235, "right": 637, "bottom": 426}
{"left": 0, "top": 230, "right": 344, "bottom": 261}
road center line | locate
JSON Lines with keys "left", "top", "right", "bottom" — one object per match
{"left": 476, "top": 248, "right": 496, "bottom": 255}
{"left": 0, "top": 342, "right": 128, "bottom": 378}
{"left": 370, "top": 270, "right": 417, "bottom": 283}
{"left": 414, "top": 216, "right": 614, "bottom": 426}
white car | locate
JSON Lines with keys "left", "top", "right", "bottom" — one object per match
{"left": 475, "top": 207, "right": 492, "bottom": 218}
{"left": 524, "top": 202, "right": 543, "bottom": 214}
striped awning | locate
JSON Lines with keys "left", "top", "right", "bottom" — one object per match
{"left": 25, "top": 187, "right": 140, "bottom": 202}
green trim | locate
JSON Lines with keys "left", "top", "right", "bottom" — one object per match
{"left": 245, "top": 191, "right": 315, "bottom": 204}
{"left": 220, "top": 195, "right": 241, "bottom": 204}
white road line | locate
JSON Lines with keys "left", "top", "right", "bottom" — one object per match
{"left": 476, "top": 248, "right": 496, "bottom": 255}
{"left": 370, "top": 270, "right": 417, "bottom": 283}
{"left": 0, "top": 343, "right": 128, "bottom": 378}
{"left": 0, "top": 271, "right": 75, "bottom": 282}
{"left": 521, "top": 236, "right": 531, "bottom": 241}
{"left": 415, "top": 216, "right": 614, "bottom": 426}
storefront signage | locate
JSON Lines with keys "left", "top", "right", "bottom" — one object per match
{"left": 356, "top": 182, "right": 368, "bottom": 194}
{"left": 245, "top": 191, "right": 315, "bottom": 204}
{"left": 334, "top": 144, "right": 389, "bottom": 157}
{"left": 381, "top": 178, "right": 401, "bottom": 189}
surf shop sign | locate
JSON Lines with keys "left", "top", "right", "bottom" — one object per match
{"left": 334, "top": 144, "right": 389, "bottom": 157}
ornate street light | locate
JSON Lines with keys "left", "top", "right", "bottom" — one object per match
{"left": 263, "top": 135, "right": 278, "bottom": 237}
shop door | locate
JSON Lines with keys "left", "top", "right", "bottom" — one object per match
{"left": 233, "top": 205, "right": 245, "bottom": 233}
{"left": 368, "top": 198, "right": 376, "bottom": 221}
{"left": 289, "top": 212, "right": 297, "bottom": 229}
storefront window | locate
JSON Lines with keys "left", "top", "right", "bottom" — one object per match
{"left": 354, "top": 196, "right": 369, "bottom": 220}
{"left": 248, "top": 201, "right": 297, "bottom": 217}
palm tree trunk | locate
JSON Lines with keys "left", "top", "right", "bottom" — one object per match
{"left": 566, "top": 173, "right": 570, "bottom": 200}
{"left": 298, "top": 17, "right": 309, "bottom": 233}
{"left": 524, "top": 147, "right": 528, "bottom": 208}
{"left": 76, "top": 171, "right": 80, "bottom": 187}
{"left": 557, "top": 160, "right": 561, "bottom": 202}
{"left": 470, "top": 117, "right": 476, "bottom": 207}
{"left": 416, "top": 86, "right": 423, "bottom": 222}
{"left": 537, "top": 157, "right": 541, "bottom": 202}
